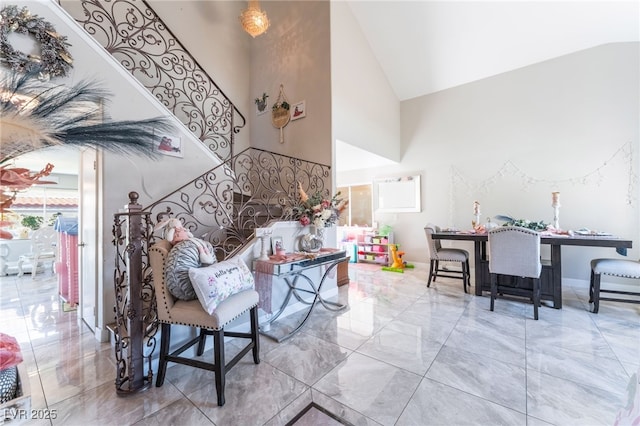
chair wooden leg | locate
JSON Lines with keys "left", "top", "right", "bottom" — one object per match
{"left": 461, "top": 261, "right": 468, "bottom": 293}
{"left": 196, "top": 329, "right": 207, "bottom": 356}
{"left": 213, "top": 329, "right": 226, "bottom": 406}
{"left": 250, "top": 306, "right": 260, "bottom": 364}
{"left": 588, "top": 270, "right": 595, "bottom": 303}
{"left": 490, "top": 273, "right": 497, "bottom": 311}
{"left": 427, "top": 260, "right": 436, "bottom": 287}
{"left": 465, "top": 259, "right": 471, "bottom": 285}
{"left": 156, "top": 323, "right": 170, "bottom": 387}
{"left": 533, "top": 278, "right": 540, "bottom": 320}
{"left": 434, "top": 260, "right": 440, "bottom": 281}
{"left": 592, "top": 273, "right": 601, "bottom": 314}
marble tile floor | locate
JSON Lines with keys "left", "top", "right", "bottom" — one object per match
{"left": 0, "top": 263, "right": 638, "bottom": 426}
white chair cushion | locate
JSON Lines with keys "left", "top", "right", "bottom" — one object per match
{"left": 591, "top": 259, "right": 640, "bottom": 278}
{"left": 169, "top": 290, "right": 259, "bottom": 330}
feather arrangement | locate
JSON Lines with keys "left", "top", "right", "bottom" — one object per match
{"left": 0, "top": 70, "right": 174, "bottom": 234}
{"left": 0, "top": 70, "right": 173, "bottom": 165}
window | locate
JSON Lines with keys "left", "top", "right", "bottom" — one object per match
{"left": 336, "top": 184, "right": 372, "bottom": 227}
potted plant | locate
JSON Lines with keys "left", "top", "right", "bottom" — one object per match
{"left": 21, "top": 215, "right": 43, "bottom": 231}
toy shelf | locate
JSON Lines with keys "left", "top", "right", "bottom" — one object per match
{"left": 357, "top": 234, "right": 394, "bottom": 266}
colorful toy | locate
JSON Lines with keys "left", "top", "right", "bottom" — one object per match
{"left": 382, "top": 244, "right": 414, "bottom": 273}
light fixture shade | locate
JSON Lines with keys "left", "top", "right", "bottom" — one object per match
{"left": 240, "top": 0, "right": 269, "bottom": 38}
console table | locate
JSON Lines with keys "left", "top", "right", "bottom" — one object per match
{"left": 254, "top": 249, "right": 348, "bottom": 342}
{"left": 431, "top": 231, "right": 633, "bottom": 309}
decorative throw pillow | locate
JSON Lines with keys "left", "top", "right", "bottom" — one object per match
{"left": 188, "top": 257, "right": 255, "bottom": 314}
{"left": 165, "top": 239, "right": 215, "bottom": 300}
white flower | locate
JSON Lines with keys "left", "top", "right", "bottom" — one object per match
{"left": 321, "top": 209, "right": 332, "bottom": 220}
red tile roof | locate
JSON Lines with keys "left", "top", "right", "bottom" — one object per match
{"left": 11, "top": 196, "right": 78, "bottom": 209}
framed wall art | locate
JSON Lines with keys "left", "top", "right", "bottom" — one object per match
{"left": 291, "top": 100, "right": 306, "bottom": 120}
{"left": 155, "top": 134, "right": 182, "bottom": 158}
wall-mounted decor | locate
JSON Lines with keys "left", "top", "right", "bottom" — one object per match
{"left": 155, "top": 134, "right": 182, "bottom": 158}
{"left": 255, "top": 92, "right": 268, "bottom": 115}
{"left": 373, "top": 175, "right": 421, "bottom": 213}
{"left": 291, "top": 100, "right": 306, "bottom": 121}
{"left": 272, "top": 84, "right": 290, "bottom": 144}
{"left": 0, "top": 5, "right": 73, "bottom": 80}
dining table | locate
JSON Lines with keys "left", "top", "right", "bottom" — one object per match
{"left": 431, "top": 230, "right": 633, "bottom": 309}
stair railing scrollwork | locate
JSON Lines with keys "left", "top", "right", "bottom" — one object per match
{"left": 144, "top": 147, "right": 331, "bottom": 261}
{"left": 70, "top": 0, "right": 245, "bottom": 162}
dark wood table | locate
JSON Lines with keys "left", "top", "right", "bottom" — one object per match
{"left": 432, "top": 231, "right": 633, "bottom": 308}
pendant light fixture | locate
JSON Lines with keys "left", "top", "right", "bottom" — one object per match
{"left": 240, "top": 0, "right": 270, "bottom": 38}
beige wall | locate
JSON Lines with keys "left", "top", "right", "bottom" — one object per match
{"left": 250, "top": 1, "right": 332, "bottom": 167}
{"left": 340, "top": 43, "right": 640, "bottom": 282}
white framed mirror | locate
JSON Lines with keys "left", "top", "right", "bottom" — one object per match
{"left": 373, "top": 175, "right": 421, "bottom": 213}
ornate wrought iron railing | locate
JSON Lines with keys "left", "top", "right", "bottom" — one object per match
{"left": 111, "top": 151, "right": 329, "bottom": 393}
{"left": 145, "top": 147, "right": 331, "bottom": 260}
{"left": 112, "top": 192, "right": 156, "bottom": 394}
{"left": 69, "top": 0, "right": 244, "bottom": 162}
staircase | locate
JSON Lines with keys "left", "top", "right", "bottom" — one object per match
{"left": 67, "top": 0, "right": 243, "bottom": 163}
{"left": 63, "top": 0, "right": 332, "bottom": 255}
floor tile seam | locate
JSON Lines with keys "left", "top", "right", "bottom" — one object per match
{"left": 262, "top": 344, "right": 354, "bottom": 389}
{"left": 42, "top": 371, "right": 118, "bottom": 406}
{"left": 423, "top": 375, "right": 529, "bottom": 417}
{"left": 258, "top": 354, "right": 318, "bottom": 389}
{"left": 416, "top": 303, "right": 468, "bottom": 379}
{"left": 442, "top": 308, "right": 527, "bottom": 371}
{"left": 261, "top": 387, "right": 313, "bottom": 426}
{"left": 340, "top": 350, "right": 425, "bottom": 383}
{"left": 581, "top": 302, "right": 635, "bottom": 380}
{"left": 166, "top": 386, "right": 217, "bottom": 426}
{"left": 307, "top": 387, "right": 379, "bottom": 426}
{"left": 524, "top": 363, "right": 629, "bottom": 399}
{"left": 524, "top": 340, "right": 625, "bottom": 365}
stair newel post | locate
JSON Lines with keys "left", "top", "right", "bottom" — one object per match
{"left": 112, "top": 191, "right": 154, "bottom": 394}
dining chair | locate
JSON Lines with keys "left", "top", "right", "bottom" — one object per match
{"left": 488, "top": 226, "right": 542, "bottom": 320}
{"left": 424, "top": 224, "right": 470, "bottom": 293}
{"left": 17, "top": 226, "right": 58, "bottom": 279}
{"left": 149, "top": 240, "right": 260, "bottom": 406}
{"left": 589, "top": 258, "right": 640, "bottom": 313}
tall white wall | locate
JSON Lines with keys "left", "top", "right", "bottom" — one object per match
{"left": 339, "top": 43, "right": 640, "bottom": 281}
{"left": 330, "top": 1, "right": 401, "bottom": 163}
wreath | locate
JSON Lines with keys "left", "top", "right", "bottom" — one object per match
{"left": 0, "top": 5, "right": 73, "bottom": 80}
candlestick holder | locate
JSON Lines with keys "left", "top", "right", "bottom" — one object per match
{"left": 255, "top": 227, "right": 273, "bottom": 261}
{"left": 472, "top": 213, "right": 481, "bottom": 229}
{"left": 553, "top": 205, "right": 560, "bottom": 230}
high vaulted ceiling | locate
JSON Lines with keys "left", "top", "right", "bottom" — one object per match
{"left": 346, "top": 0, "right": 640, "bottom": 101}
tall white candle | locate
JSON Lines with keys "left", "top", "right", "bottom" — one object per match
{"left": 552, "top": 192, "right": 560, "bottom": 208}
{"left": 473, "top": 201, "right": 480, "bottom": 216}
